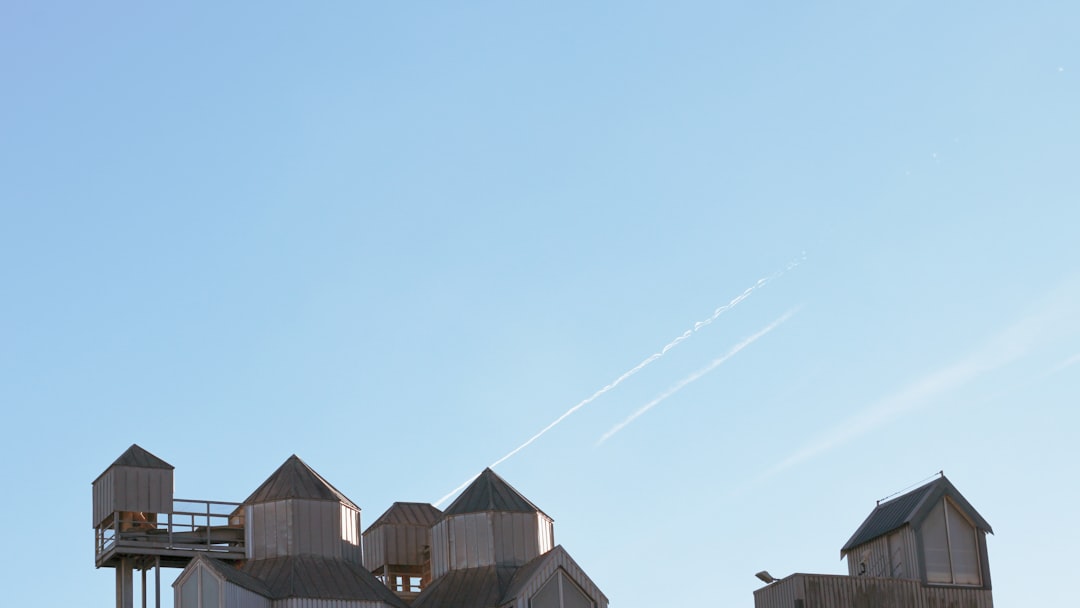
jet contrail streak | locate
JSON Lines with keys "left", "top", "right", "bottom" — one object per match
{"left": 596, "top": 308, "right": 799, "bottom": 445}
{"left": 433, "top": 258, "right": 804, "bottom": 507}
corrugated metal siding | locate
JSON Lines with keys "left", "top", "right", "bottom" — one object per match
{"left": 224, "top": 581, "right": 272, "bottom": 608}
{"left": 249, "top": 499, "right": 359, "bottom": 561}
{"left": 92, "top": 465, "right": 173, "bottom": 526}
{"left": 753, "top": 574, "right": 993, "bottom": 608}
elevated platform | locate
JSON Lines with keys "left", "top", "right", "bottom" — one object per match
{"left": 95, "top": 499, "right": 246, "bottom": 569}
{"left": 754, "top": 573, "right": 994, "bottom": 608}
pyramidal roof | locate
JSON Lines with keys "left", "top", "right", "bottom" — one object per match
{"left": 443, "top": 468, "right": 546, "bottom": 517}
{"left": 243, "top": 455, "right": 359, "bottom": 510}
{"left": 841, "top": 475, "right": 993, "bottom": 556}
{"left": 111, "top": 444, "right": 174, "bottom": 469}
{"left": 368, "top": 502, "right": 443, "bottom": 529}
{"left": 235, "top": 555, "right": 409, "bottom": 607}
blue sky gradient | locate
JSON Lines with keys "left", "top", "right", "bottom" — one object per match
{"left": 2, "top": 2, "right": 1078, "bottom": 606}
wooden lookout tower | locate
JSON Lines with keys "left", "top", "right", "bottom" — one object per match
{"left": 93, "top": 445, "right": 245, "bottom": 608}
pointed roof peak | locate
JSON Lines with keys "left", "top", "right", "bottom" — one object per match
{"left": 368, "top": 502, "right": 443, "bottom": 529}
{"left": 243, "top": 455, "right": 358, "bottom": 510}
{"left": 443, "top": 468, "right": 546, "bottom": 517}
{"left": 841, "top": 475, "right": 992, "bottom": 556}
{"left": 111, "top": 444, "right": 173, "bottom": 470}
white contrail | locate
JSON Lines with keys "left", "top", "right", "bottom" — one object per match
{"left": 597, "top": 308, "right": 799, "bottom": 445}
{"left": 762, "top": 276, "right": 1080, "bottom": 478}
{"left": 432, "top": 258, "right": 804, "bottom": 507}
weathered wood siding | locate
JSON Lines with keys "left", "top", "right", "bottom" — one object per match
{"left": 754, "top": 573, "right": 993, "bottom": 608}
{"left": 363, "top": 523, "right": 429, "bottom": 570}
{"left": 431, "top": 519, "right": 449, "bottom": 579}
{"left": 92, "top": 465, "right": 173, "bottom": 526}
{"left": 430, "top": 512, "right": 556, "bottom": 578}
{"left": 846, "top": 527, "right": 918, "bottom": 580}
{"left": 223, "top": 580, "right": 272, "bottom": 608}
{"left": 246, "top": 500, "right": 362, "bottom": 562}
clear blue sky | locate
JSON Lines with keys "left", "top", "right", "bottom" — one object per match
{"left": 2, "top": 2, "right": 1078, "bottom": 606}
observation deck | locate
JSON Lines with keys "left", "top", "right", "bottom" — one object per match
{"left": 94, "top": 499, "right": 245, "bottom": 568}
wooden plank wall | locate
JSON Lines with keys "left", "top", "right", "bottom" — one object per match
{"left": 362, "top": 522, "right": 430, "bottom": 571}
{"left": 92, "top": 466, "right": 173, "bottom": 526}
{"left": 752, "top": 575, "right": 804, "bottom": 608}
{"left": 246, "top": 500, "right": 361, "bottom": 562}
{"left": 847, "top": 527, "right": 919, "bottom": 580}
{"left": 430, "top": 519, "right": 449, "bottom": 579}
{"left": 431, "top": 511, "right": 556, "bottom": 577}
{"left": 753, "top": 574, "right": 993, "bottom": 608}
{"left": 223, "top": 580, "right": 272, "bottom": 608}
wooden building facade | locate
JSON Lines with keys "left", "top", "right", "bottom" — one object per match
{"left": 93, "top": 446, "right": 607, "bottom": 608}
{"left": 754, "top": 475, "right": 994, "bottom": 608}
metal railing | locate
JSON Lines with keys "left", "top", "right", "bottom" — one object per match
{"left": 95, "top": 499, "right": 245, "bottom": 561}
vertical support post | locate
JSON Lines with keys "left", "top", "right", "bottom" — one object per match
{"left": 141, "top": 566, "right": 147, "bottom": 608}
{"left": 116, "top": 557, "right": 135, "bottom": 608}
{"left": 155, "top": 556, "right": 161, "bottom": 608}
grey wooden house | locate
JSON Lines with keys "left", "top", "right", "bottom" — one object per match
{"left": 93, "top": 446, "right": 607, "bottom": 608}
{"left": 753, "top": 474, "right": 994, "bottom": 608}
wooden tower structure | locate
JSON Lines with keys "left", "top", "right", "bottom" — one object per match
{"left": 94, "top": 449, "right": 608, "bottom": 608}
{"left": 93, "top": 445, "right": 245, "bottom": 608}
{"left": 363, "top": 502, "right": 443, "bottom": 601}
{"left": 753, "top": 474, "right": 995, "bottom": 608}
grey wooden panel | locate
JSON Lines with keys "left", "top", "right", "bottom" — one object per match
{"left": 464, "top": 514, "right": 479, "bottom": 567}
{"left": 431, "top": 520, "right": 449, "bottom": 579}
{"left": 341, "top": 506, "right": 362, "bottom": 564}
{"left": 508, "top": 548, "right": 608, "bottom": 608}
{"left": 754, "top": 574, "right": 993, "bottom": 608}
{"left": 362, "top": 526, "right": 384, "bottom": 571}
{"left": 223, "top": 580, "right": 271, "bottom": 608}
{"left": 92, "top": 468, "right": 114, "bottom": 525}
{"left": 538, "top": 514, "right": 554, "bottom": 553}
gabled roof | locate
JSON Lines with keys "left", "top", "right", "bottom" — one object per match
{"left": 110, "top": 444, "right": 174, "bottom": 470}
{"left": 94, "top": 444, "right": 174, "bottom": 484}
{"left": 243, "top": 455, "right": 359, "bottom": 510}
{"left": 500, "top": 545, "right": 608, "bottom": 607}
{"left": 367, "top": 501, "right": 443, "bottom": 530}
{"left": 412, "top": 565, "right": 519, "bottom": 608}
{"left": 841, "top": 475, "right": 993, "bottom": 556}
{"left": 443, "top": 468, "right": 547, "bottom": 517}
{"left": 237, "top": 555, "right": 408, "bottom": 607}
{"left": 192, "top": 555, "right": 272, "bottom": 598}
{"left": 414, "top": 546, "right": 608, "bottom": 608}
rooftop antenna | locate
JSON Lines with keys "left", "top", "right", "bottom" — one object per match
{"left": 876, "top": 470, "right": 944, "bottom": 506}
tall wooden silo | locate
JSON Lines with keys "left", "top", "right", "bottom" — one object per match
{"left": 241, "top": 455, "right": 364, "bottom": 563}
{"left": 363, "top": 502, "right": 443, "bottom": 600}
{"left": 429, "top": 468, "right": 555, "bottom": 580}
